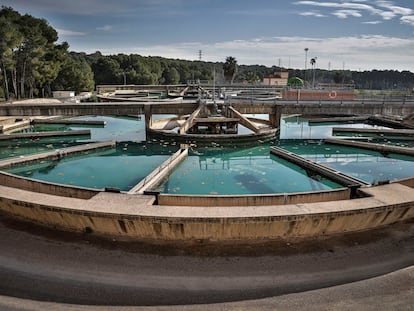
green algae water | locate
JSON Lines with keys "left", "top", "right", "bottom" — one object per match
{"left": 279, "top": 116, "right": 389, "bottom": 139}
{"left": 18, "top": 115, "right": 147, "bottom": 142}
{"left": 0, "top": 138, "right": 88, "bottom": 159}
{"left": 5, "top": 142, "right": 177, "bottom": 191}
{"left": 280, "top": 140, "right": 414, "bottom": 184}
{"left": 2, "top": 114, "right": 414, "bottom": 193}
{"left": 1, "top": 116, "right": 146, "bottom": 159}
{"left": 152, "top": 145, "right": 342, "bottom": 195}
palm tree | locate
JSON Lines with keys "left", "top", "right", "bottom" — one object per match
{"left": 310, "top": 57, "right": 317, "bottom": 88}
{"left": 223, "top": 56, "right": 238, "bottom": 84}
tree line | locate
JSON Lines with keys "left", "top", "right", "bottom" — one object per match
{"left": 1, "top": 6, "right": 413, "bottom": 100}
{"left": 0, "top": 7, "right": 94, "bottom": 100}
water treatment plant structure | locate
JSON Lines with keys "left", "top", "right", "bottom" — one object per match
{"left": 0, "top": 95, "right": 414, "bottom": 308}
{"left": 1, "top": 97, "right": 414, "bottom": 240}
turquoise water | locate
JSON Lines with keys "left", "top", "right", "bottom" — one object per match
{"left": 0, "top": 138, "right": 88, "bottom": 159}
{"left": 280, "top": 141, "right": 414, "bottom": 184}
{"left": 1, "top": 116, "right": 146, "bottom": 159}
{"left": 2, "top": 114, "right": 414, "bottom": 193}
{"left": 5, "top": 142, "right": 177, "bottom": 191}
{"left": 280, "top": 116, "right": 389, "bottom": 139}
{"left": 153, "top": 146, "right": 342, "bottom": 195}
{"left": 18, "top": 115, "right": 146, "bottom": 142}
{"left": 245, "top": 114, "right": 269, "bottom": 121}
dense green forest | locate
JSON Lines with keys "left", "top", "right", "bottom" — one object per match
{"left": 1, "top": 6, "right": 413, "bottom": 100}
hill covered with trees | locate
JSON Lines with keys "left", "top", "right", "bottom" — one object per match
{"left": 1, "top": 6, "right": 413, "bottom": 100}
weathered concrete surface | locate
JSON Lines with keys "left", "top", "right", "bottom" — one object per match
{"left": 308, "top": 116, "right": 369, "bottom": 123}
{"left": 1, "top": 100, "right": 413, "bottom": 119}
{"left": 0, "top": 119, "right": 30, "bottom": 133}
{"left": 395, "top": 176, "right": 414, "bottom": 188}
{"left": 128, "top": 148, "right": 189, "bottom": 194}
{"left": 0, "top": 181, "right": 413, "bottom": 242}
{"left": 0, "top": 171, "right": 100, "bottom": 199}
{"left": 332, "top": 127, "right": 414, "bottom": 137}
{"left": 0, "top": 130, "right": 91, "bottom": 140}
{"left": 158, "top": 188, "right": 351, "bottom": 206}
{"left": 179, "top": 103, "right": 203, "bottom": 134}
{"left": 31, "top": 119, "right": 106, "bottom": 126}
{"left": 228, "top": 106, "right": 261, "bottom": 133}
{"left": 325, "top": 138, "right": 414, "bottom": 156}
{"left": 369, "top": 115, "right": 414, "bottom": 129}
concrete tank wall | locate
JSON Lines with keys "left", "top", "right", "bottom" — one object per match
{"left": 0, "top": 183, "right": 413, "bottom": 243}
{"left": 0, "top": 171, "right": 99, "bottom": 199}
{"left": 158, "top": 188, "right": 351, "bottom": 207}
{"left": 393, "top": 177, "right": 414, "bottom": 188}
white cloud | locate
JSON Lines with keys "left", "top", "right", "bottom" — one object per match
{"left": 299, "top": 11, "right": 327, "bottom": 17}
{"left": 362, "top": 20, "right": 383, "bottom": 24}
{"left": 376, "top": 1, "right": 413, "bottom": 15}
{"left": 56, "top": 28, "right": 87, "bottom": 36}
{"left": 97, "top": 25, "right": 113, "bottom": 31}
{"left": 332, "top": 10, "right": 363, "bottom": 18}
{"left": 77, "top": 35, "right": 414, "bottom": 72}
{"left": 401, "top": 15, "right": 414, "bottom": 26}
{"left": 295, "top": 1, "right": 384, "bottom": 15}
{"left": 295, "top": 0, "right": 414, "bottom": 22}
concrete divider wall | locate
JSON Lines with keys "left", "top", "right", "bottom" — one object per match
{"left": 0, "top": 117, "right": 17, "bottom": 126}
{"left": 0, "top": 183, "right": 413, "bottom": 242}
{"left": 0, "top": 130, "right": 91, "bottom": 140}
{"left": 270, "top": 146, "right": 368, "bottom": 187}
{"left": 0, "top": 171, "right": 99, "bottom": 199}
{"left": 394, "top": 177, "right": 414, "bottom": 188}
{"left": 228, "top": 106, "right": 260, "bottom": 133}
{"left": 129, "top": 148, "right": 189, "bottom": 194}
{"left": 1, "top": 120, "right": 31, "bottom": 133}
{"left": 0, "top": 141, "right": 116, "bottom": 170}
{"left": 325, "top": 138, "right": 414, "bottom": 157}
{"left": 248, "top": 117, "right": 271, "bottom": 126}
{"left": 179, "top": 104, "right": 203, "bottom": 134}
{"left": 32, "top": 119, "right": 106, "bottom": 126}
{"left": 157, "top": 188, "right": 351, "bottom": 207}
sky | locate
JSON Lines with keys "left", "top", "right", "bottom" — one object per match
{"left": 1, "top": 0, "right": 414, "bottom": 72}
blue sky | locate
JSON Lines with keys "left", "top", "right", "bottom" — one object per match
{"left": 2, "top": 0, "right": 414, "bottom": 72}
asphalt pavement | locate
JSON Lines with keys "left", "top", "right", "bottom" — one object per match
{"left": 0, "top": 215, "right": 413, "bottom": 309}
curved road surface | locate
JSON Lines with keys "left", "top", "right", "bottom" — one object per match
{"left": 0, "top": 215, "right": 413, "bottom": 308}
